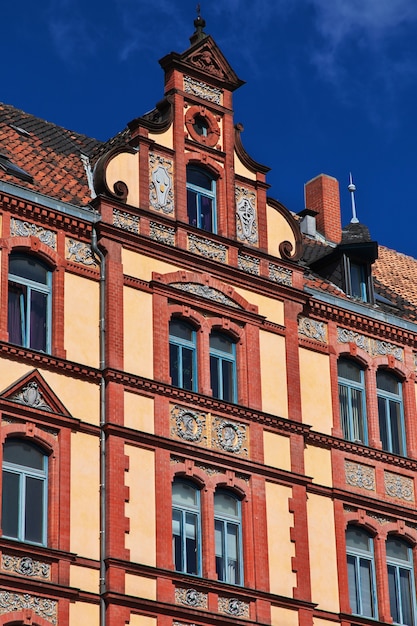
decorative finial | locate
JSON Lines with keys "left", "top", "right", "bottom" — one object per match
{"left": 196, "top": 3, "right": 201, "bottom": 16}
{"left": 189, "top": 4, "right": 207, "bottom": 45}
{"left": 348, "top": 173, "right": 359, "bottom": 224}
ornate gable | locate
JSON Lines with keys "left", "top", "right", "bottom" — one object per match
{"left": 0, "top": 370, "right": 71, "bottom": 416}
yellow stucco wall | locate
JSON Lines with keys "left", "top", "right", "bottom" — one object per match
{"left": 265, "top": 482, "right": 296, "bottom": 596}
{"left": 304, "top": 445, "right": 333, "bottom": 486}
{"left": 234, "top": 287, "right": 285, "bottom": 325}
{"left": 149, "top": 128, "right": 173, "bottom": 149}
{"left": 125, "top": 445, "right": 156, "bottom": 566}
{"left": 263, "top": 431, "right": 291, "bottom": 471}
{"left": 271, "top": 606, "right": 299, "bottom": 626}
{"left": 266, "top": 203, "right": 296, "bottom": 259}
{"left": 299, "top": 348, "right": 333, "bottom": 433}
{"left": 70, "top": 432, "right": 99, "bottom": 560}
{"left": 307, "top": 494, "right": 339, "bottom": 612}
{"left": 314, "top": 619, "right": 338, "bottom": 626}
{"left": 127, "top": 616, "right": 157, "bottom": 626}
{"left": 106, "top": 150, "right": 140, "bottom": 208}
{"left": 124, "top": 287, "right": 153, "bottom": 378}
{"left": 122, "top": 249, "right": 181, "bottom": 282}
{"left": 234, "top": 152, "right": 256, "bottom": 181}
{"left": 64, "top": 273, "right": 99, "bottom": 367}
{"left": 70, "top": 565, "right": 99, "bottom": 593}
{"left": 124, "top": 392, "right": 154, "bottom": 433}
{"left": 125, "top": 574, "right": 157, "bottom": 599}
{"left": 259, "top": 331, "right": 288, "bottom": 417}
{"left": 70, "top": 601, "right": 99, "bottom": 625}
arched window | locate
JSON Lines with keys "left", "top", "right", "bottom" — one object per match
{"left": 209, "top": 331, "right": 237, "bottom": 403}
{"left": 386, "top": 536, "right": 416, "bottom": 626}
{"left": 169, "top": 319, "right": 197, "bottom": 391}
{"left": 338, "top": 359, "right": 367, "bottom": 443}
{"left": 8, "top": 253, "right": 52, "bottom": 353}
{"left": 214, "top": 490, "right": 243, "bottom": 585}
{"left": 2, "top": 438, "right": 48, "bottom": 545}
{"left": 377, "top": 370, "right": 405, "bottom": 456}
{"left": 186, "top": 166, "right": 216, "bottom": 233}
{"left": 346, "top": 526, "right": 378, "bottom": 618}
{"left": 172, "top": 479, "right": 201, "bottom": 576}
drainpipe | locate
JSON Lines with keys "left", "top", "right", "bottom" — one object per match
{"left": 91, "top": 224, "right": 106, "bottom": 626}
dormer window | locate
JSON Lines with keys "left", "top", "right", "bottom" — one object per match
{"left": 186, "top": 166, "right": 216, "bottom": 233}
{"left": 345, "top": 257, "right": 373, "bottom": 303}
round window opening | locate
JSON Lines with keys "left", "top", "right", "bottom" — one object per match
{"left": 193, "top": 115, "right": 209, "bottom": 137}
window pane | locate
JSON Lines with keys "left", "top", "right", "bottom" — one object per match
{"left": 347, "top": 555, "right": 359, "bottom": 614}
{"left": 215, "top": 491, "right": 239, "bottom": 517}
{"left": 3, "top": 439, "right": 45, "bottom": 470}
{"left": 200, "top": 195, "right": 213, "bottom": 232}
{"left": 9, "top": 255, "right": 48, "bottom": 284}
{"left": 221, "top": 359, "right": 233, "bottom": 402}
{"left": 227, "top": 523, "right": 239, "bottom": 584}
{"left": 387, "top": 538, "right": 411, "bottom": 561}
{"left": 389, "top": 400, "right": 403, "bottom": 455}
{"left": 346, "top": 526, "right": 371, "bottom": 551}
{"left": 169, "top": 343, "right": 179, "bottom": 387}
{"left": 399, "top": 568, "right": 414, "bottom": 626}
{"left": 30, "top": 290, "right": 47, "bottom": 352}
{"left": 172, "top": 509, "right": 182, "bottom": 571}
{"left": 187, "top": 168, "right": 212, "bottom": 190}
{"left": 170, "top": 320, "right": 194, "bottom": 342}
{"left": 182, "top": 347, "right": 194, "bottom": 391}
{"left": 210, "top": 332, "right": 233, "bottom": 353}
{"left": 215, "top": 519, "right": 225, "bottom": 581}
{"left": 187, "top": 189, "right": 198, "bottom": 227}
{"left": 185, "top": 512, "right": 198, "bottom": 574}
{"left": 378, "top": 396, "right": 389, "bottom": 451}
{"left": 25, "top": 476, "right": 44, "bottom": 543}
{"left": 8, "top": 283, "right": 25, "bottom": 345}
{"left": 351, "top": 388, "right": 365, "bottom": 442}
{"left": 172, "top": 481, "right": 198, "bottom": 507}
{"left": 388, "top": 565, "right": 400, "bottom": 623}
{"left": 2, "top": 470, "right": 20, "bottom": 538}
{"left": 339, "top": 384, "right": 350, "bottom": 439}
{"left": 338, "top": 359, "right": 362, "bottom": 383}
{"left": 377, "top": 370, "right": 399, "bottom": 394}
{"left": 210, "top": 355, "right": 220, "bottom": 399}
{"left": 360, "top": 557, "right": 374, "bottom": 617}
{"left": 350, "top": 263, "right": 367, "bottom": 300}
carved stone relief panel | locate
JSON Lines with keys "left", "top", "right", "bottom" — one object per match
{"left": 269, "top": 263, "right": 292, "bottom": 286}
{"left": 66, "top": 238, "right": 98, "bottom": 267}
{"left": 298, "top": 317, "right": 328, "bottom": 343}
{"left": 149, "top": 153, "right": 174, "bottom": 214}
{"left": 113, "top": 209, "right": 139, "bottom": 233}
{"left": 188, "top": 234, "right": 227, "bottom": 263}
{"left": 0, "top": 590, "right": 57, "bottom": 624}
{"left": 218, "top": 597, "right": 249, "bottom": 618}
{"left": 235, "top": 186, "right": 258, "bottom": 246}
{"left": 150, "top": 222, "right": 175, "bottom": 246}
{"left": 384, "top": 471, "right": 414, "bottom": 502}
{"left": 1, "top": 554, "right": 51, "bottom": 580}
{"left": 337, "top": 327, "right": 403, "bottom": 362}
{"left": 345, "top": 460, "right": 376, "bottom": 491}
{"left": 238, "top": 253, "right": 260, "bottom": 275}
{"left": 175, "top": 588, "right": 208, "bottom": 609}
{"left": 11, "top": 218, "right": 57, "bottom": 250}
{"left": 184, "top": 75, "right": 222, "bottom": 104}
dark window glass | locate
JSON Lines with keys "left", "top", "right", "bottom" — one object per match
{"left": 209, "top": 332, "right": 236, "bottom": 402}
{"left": 346, "top": 526, "right": 377, "bottom": 618}
{"left": 186, "top": 167, "right": 216, "bottom": 233}
{"left": 192, "top": 116, "right": 209, "bottom": 137}
{"left": 338, "top": 359, "right": 367, "bottom": 443}
{"left": 386, "top": 537, "right": 416, "bottom": 626}
{"left": 377, "top": 370, "right": 405, "bottom": 455}
{"left": 172, "top": 480, "right": 201, "bottom": 576}
{"left": 169, "top": 320, "right": 197, "bottom": 392}
{"left": 214, "top": 490, "right": 242, "bottom": 585}
{"left": 350, "top": 262, "right": 368, "bottom": 301}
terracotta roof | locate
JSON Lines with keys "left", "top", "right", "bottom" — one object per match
{"left": 374, "top": 246, "right": 417, "bottom": 312}
{"left": 0, "top": 102, "right": 103, "bottom": 206}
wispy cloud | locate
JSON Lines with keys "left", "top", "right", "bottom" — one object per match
{"left": 47, "top": 0, "right": 100, "bottom": 66}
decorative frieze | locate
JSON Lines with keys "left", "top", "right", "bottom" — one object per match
{"left": 188, "top": 234, "right": 227, "bottom": 263}
{"left": 1, "top": 554, "right": 51, "bottom": 580}
{"left": 345, "top": 461, "right": 375, "bottom": 491}
{"left": 175, "top": 588, "right": 208, "bottom": 609}
{"left": 11, "top": 218, "right": 56, "bottom": 250}
{"left": 298, "top": 317, "right": 327, "bottom": 343}
{"left": 238, "top": 253, "right": 260, "bottom": 275}
{"left": 150, "top": 222, "right": 175, "bottom": 246}
{"left": 169, "top": 282, "right": 240, "bottom": 308}
{"left": 0, "top": 590, "right": 57, "bottom": 624}
{"left": 218, "top": 597, "right": 249, "bottom": 618}
{"left": 337, "top": 327, "right": 403, "bottom": 362}
{"left": 184, "top": 75, "right": 222, "bottom": 104}
{"left": 10, "top": 381, "right": 52, "bottom": 412}
{"left": 385, "top": 471, "right": 414, "bottom": 502}
{"left": 113, "top": 209, "right": 139, "bottom": 233}
{"left": 235, "top": 186, "right": 258, "bottom": 245}
{"left": 195, "top": 462, "right": 225, "bottom": 477}
{"left": 170, "top": 406, "right": 249, "bottom": 457}
{"left": 66, "top": 239, "right": 98, "bottom": 267}
{"left": 149, "top": 153, "right": 174, "bottom": 214}
{"left": 268, "top": 263, "right": 292, "bottom": 286}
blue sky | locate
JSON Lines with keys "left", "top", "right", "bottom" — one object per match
{"left": 4, "top": 0, "right": 417, "bottom": 256}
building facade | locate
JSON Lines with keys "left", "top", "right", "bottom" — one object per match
{"left": 0, "top": 14, "right": 417, "bottom": 626}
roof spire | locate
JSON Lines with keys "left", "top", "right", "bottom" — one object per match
{"left": 190, "top": 4, "right": 207, "bottom": 45}
{"left": 348, "top": 173, "right": 359, "bottom": 224}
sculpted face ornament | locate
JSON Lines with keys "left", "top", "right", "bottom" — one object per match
{"left": 152, "top": 165, "right": 171, "bottom": 207}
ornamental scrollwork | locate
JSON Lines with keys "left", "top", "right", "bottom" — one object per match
{"left": 218, "top": 597, "right": 249, "bottom": 618}
{"left": 238, "top": 254, "right": 260, "bottom": 276}
{"left": 1, "top": 554, "right": 51, "bottom": 580}
{"left": 212, "top": 417, "right": 248, "bottom": 457}
{"left": 188, "top": 234, "right": 227, "bottom": 263}
{"left": 337, "top": 327, "right": 403, "bottom": 362}
{"left": 11, "top": 218, "right": 57, "bottom": 250}
{"left": 149, "top": 153, "right": 174, "bottom": 214}
{"left": 189, "top": 46, "right": 226, "bottom": 79}
{"left": 113, "top": 209, "right": 139, "bottom": 233}
{"left": 268, "top": 263, "right": 292, "bottom": 286}
{"left": 175, "top": 587, "right": 208, "bottom": 608}
{"left": 66, "top": 239, "right": 98, "bottom": 267}
{"left": 169, "top": 282, "right": 240, "bottom": 308}
{"left": 0, "top": 590, "right": 57, "bottom": 624}
{"left": 184, "top": 75, "right": 222, "bottom": 104}
{"left": 235, "top": 187, "right": 258, "bottom": 245}
{"left": 11, "top": 381, "right": 52, "bottom": 412}
{"left": 171, "top": 405, "right": 206, "bottom": 444}
{"left": 298, "top": 317, "right": 327, "bottom": 343}
{"left": 384, "top": 471, "right": 414, "bottom": 501}
{"left": 150, "top": 222, "right": 175, "bottom": 246}
{"left": 345, "top": 461, "right": 375, "bottom": 491}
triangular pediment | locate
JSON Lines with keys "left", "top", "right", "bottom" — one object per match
{"left": 0, "top": 370, "right": 71, "bottom": 416}
{"left": 160, "top": 35, "right": 244, "bottom": 91}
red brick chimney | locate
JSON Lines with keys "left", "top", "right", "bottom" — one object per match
{"left": 304, "top": 174, "right": 341, "bottom": 244}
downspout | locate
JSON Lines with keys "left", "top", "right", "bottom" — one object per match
{"left": 91, "top": 223, "right": 106, "bottom": 626}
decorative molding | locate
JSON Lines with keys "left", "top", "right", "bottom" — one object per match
{"left": 66, "top": 238, "right": 98, "bottom": 267}
{"left": 367, "top": 511, "right": 395, "bottom": 525}
{"left": 171, "top": 405, "right": 207, "bottom": 445}
{"left": 237, "top": 253, "right": 260, "bottom": 276}
{"left": 175, "top": 587, "right": 208, "bottom": 609}
{"left": 345, "top": 460, "right": 375, "bottom": 491}
{"left": 235, "top": 186, "right": 258, "bottom": 245}
{"left": 149, "top": 153, "right": 174, "bottom": 214}
{"left": 169, "top": 282, "right": 241, "bottom": 308}
{"left": 189, "top": 45, "right": 226, "bottom": 80}
{"left": 212, "top": 417, "right": 249, "bottom": 457}
{"left": 113, "top": 209, "right": 139, "bottom": 233}
{"left": 384, "top": 471, "right": 414, "bottom": 501}
{"left": 150, "top": 222, "right": 175, "bottom": 246}
{"left": 337, "top": 327, "right": 403, "bottom": 362}
{"left": 10, "top": 381, "right": 52, "bottom": 412}
{"left": 298, "top": 317, "right": 327, "bottom": 343}
{"left": 10, "top": 218, "right": 56, "bottom": 250}
{"left": 195, "top": 462, "right": 225, "bottom": 477}
{"left": 0, "top": 590, "right": 57, "bottom": 624}
{"left": 218, "top": 597, "right": 249, "bottom": 618}
{"left": 268, "top": 263, "right": 292, "bottom": 286}
{"left": 1, "top": 554, "right": 51, "bottom": 580}
{"left": 188, "top": 234, "right": 227, "bottom": 263}
{"left": 184, "top": 75, "right": 222, "bottom": 104}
